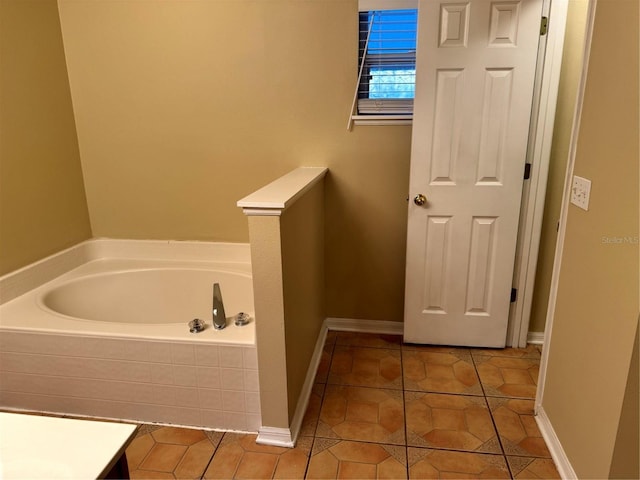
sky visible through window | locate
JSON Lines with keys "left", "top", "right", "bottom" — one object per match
{"left": 370, "top": 68, "right": 416, "bottom": 98}
{"left": 366, "top": 9, "right": 417, "bottom": 100}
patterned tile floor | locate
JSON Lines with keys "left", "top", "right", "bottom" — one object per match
{"left": 125, "top": 332, "right": 559, "bottom": 479}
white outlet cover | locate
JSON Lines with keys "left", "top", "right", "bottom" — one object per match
{"left": 571, "top": 175, "right": 591, "bottom": 211}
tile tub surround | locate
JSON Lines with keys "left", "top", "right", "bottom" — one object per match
{"left": 0, "top": 240, "right": 260, "bottom": 431}
{"left": 0, "top": 331, "right": 260, "bottom": 431}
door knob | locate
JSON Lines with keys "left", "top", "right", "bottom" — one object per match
{"left": 414, "top": 194, "right": 427, "bottom": 206}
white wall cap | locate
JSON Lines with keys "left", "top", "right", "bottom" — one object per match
{"left": 237, "top": 167, "right": 328, "bottom": 216}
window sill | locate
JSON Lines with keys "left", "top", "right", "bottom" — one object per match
{"left": 351, "top": 115, "right": 413, "bottom": 126}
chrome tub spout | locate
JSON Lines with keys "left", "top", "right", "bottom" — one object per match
{"left": 212, "top": 283, "right": 227, "bottom": 330}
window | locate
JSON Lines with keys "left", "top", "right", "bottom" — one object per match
{"left": 349, "top": 0, "right": 418, "bottom": 126}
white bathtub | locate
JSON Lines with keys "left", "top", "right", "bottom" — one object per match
{"left": 39, "top": 267, "right": 253, "bottom": 330}
{"left": 0, "top": 240, "right": 261, "bottom": 432}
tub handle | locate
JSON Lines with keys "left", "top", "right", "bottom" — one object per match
{"left": 235, "top": 312, "right": 251, "bottom": 326}
{"left": 189, "top": 318, "right": 205, "bottom": 333}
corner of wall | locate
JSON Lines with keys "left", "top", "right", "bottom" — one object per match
{"left": 0, "top": 0, "right": 92, "bottom": 276}
{"left": 608, "top": 316, "right": 640, "bottom": 479}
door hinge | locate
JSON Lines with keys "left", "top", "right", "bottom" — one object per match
{"left": 524, "top": 163, "right": 532, "bottom": 180}
{"left": 540, "top": 16, "right": 548, "bottom": 35}
{"left": 510, "top": 288, "right": 517, "bottom": 303}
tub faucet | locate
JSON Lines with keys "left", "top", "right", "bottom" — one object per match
{"left": 212, "top": 283, "right": 226, "bottom": 330}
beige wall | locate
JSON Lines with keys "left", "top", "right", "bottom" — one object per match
{"left": 609, "top": 318, "right": 639, "bottom": 479}
{"left": 541, "top": 0, "right": 639, "bottom": 478}
{"left": 57, "top": 0, "right": 411, "bottom": 322}
{"left": 0, "top": 0, "right": 91, "bottom": 276}
{"left": 529, "top": 0, "right": 589, "bottom": 333}
{"left": 281, "top": 181, "right": 325, "bottom": 421}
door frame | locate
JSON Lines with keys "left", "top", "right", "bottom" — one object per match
{"left": 533, "top": 3, "right": 596, "bottom": 475}
{"left": 506, "top": 0, "right": 570, "bottom": 347}
{"left": 536, "top": 0, "right": 597, "bottom": 413}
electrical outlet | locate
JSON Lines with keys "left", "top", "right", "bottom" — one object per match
{"left": 571, "top": 175, "right": 591, "bottom": 211}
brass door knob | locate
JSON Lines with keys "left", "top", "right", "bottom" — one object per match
{"left": 414, "top": 194, "right": 427, "bottom": 206}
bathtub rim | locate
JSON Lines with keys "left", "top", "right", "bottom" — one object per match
{"left": 0, "top": 238, "right": 251, "bottom": 305}
{"left": 0, "top": 240, "right": 255, "bottom": 346}
{"left": 36, "top": 265, "right": 254, "bottom": 325}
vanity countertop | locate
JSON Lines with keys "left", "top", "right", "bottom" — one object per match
{"left": 0, "top": 412, "right": 137, "bottom": 479}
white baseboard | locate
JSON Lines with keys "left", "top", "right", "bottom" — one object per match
{"left": 535, "top": 405, "right": 577, "bottom": 479}
{"left": 527, "top": 331, "right": 545, "bottom": 345}
{"left": 287, "top": 322, "right": 328, "bottom": 443}
{"left": 256, "top": 321, "right": 329, "bottom": 448}
{"left": 325, "top": 317, "right": 404, "bottom": 335}
{"left": 255, "top": 427, "right": 294, "bottom": 448}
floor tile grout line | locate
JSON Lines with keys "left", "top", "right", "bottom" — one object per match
{"left": 303, "top": 436, "right": 316, "bottom": 479}
{"left": 399, "top": 341, "right": 410, "bottom": 479}
{"left": 469, "top": 351, "right": 514, "bottom": 476}
{"left": 198, "top": 431, "right": 225, "bottom": 479}
{"left": 406, "top": 445, "right": 511, "bottom": 456}
{"left": 479, "top": 389, "right": 513, "bottom": 476}
{"left": 402, "top": 387, "right": 486, "bottom": 397}
{"left": 132, "top": 431, "right": 156, "bottom": 474}
{"left": 469, "top": 345, "right": 537, "bottom": 474}
{"left": 173, "top": 441, "right": 192, "bottom": 478}
{"left": 334, "top": 343, "right": 403, "bottom": 351}
{"left": 304, "top": 346, "right": 329, "bottom": 477}
{"left": 469, "top": 348, "right": 491, "bottom": 398}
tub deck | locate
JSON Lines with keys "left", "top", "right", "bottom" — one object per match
{"left": 0, "top": 257, "right": 255, "bottom": 344}
{"left": 0, "top": 240, "right": 260, "bottom": 432}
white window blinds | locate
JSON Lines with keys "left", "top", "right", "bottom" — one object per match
{"left": 348, "top": 0, "right": 418, "bottom": 127}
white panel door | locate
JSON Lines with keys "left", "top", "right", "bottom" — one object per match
{"left": 404, "top": 0, "right": 543, "bottom": 347}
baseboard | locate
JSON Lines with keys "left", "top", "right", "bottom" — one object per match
{"left": 256, "top": 321, "right": 329, "bottom": 448}
{"left": 527, "top": 331, "right": 545, "bottom": 345}
{"left": 287, "top": 322, "right": 328, "bottom": 443}
{"left": 255, "top": 427, "right": 294, "bottom": 448}
{"left": 325, "top": 317, "right": 404, "bottom": 335}
{"left": 535, "top": 405, "right": 577, "bottom": 479}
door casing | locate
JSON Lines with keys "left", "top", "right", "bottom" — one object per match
{"left": 507, "top": 0, "right": 570, "bottom": 347}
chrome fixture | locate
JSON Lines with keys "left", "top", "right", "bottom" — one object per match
{"left": 212, "top": 283, "right": 227, "bottom": 330}
{"left": 189, "top": 318, "right": 205, "bottom": 333}
{"left": 234, "top": 312, "right": 250, "bottom": 326}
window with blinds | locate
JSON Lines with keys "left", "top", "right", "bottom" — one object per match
{"left": 358, "top": 8, "right": 417, "bottom": 115}
{"left": 352, "top": 0, "right": 418, "bottom": 123}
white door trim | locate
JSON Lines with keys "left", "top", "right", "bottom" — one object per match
{"left": 508, "top": 0, "right": 570, "bottom": 347}
{"left": 535, "top": 0, "right": 598, "bottom": 410}
{"left": 535, "top": 405, "right": 579, "bottom": 478}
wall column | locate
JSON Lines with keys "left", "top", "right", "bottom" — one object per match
{"left": 239, "top": 167, "right": 327, "bottom": 447}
